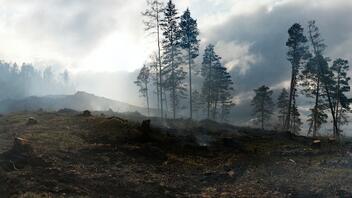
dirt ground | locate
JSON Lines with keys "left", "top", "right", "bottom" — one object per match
{"left": 0, "top": 111, "right": 352, "bottom": 197}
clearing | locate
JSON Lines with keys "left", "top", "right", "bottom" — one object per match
{"left": 0, "top": 111, "right": 351, "bottom": 197}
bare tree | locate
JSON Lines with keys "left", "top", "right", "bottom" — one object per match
{"left": 142, "top": 0, "right": 165, "bottom": 118}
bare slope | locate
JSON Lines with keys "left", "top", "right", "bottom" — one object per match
{"left": 0, "top": 111, "right": 351, "bottom": 197}
{"left": 0, "top": 91, "right": 150, "bottom": 114}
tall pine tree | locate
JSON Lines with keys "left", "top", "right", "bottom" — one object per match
{"left": 201, "top": 44, "right": 219, "bottom": 119}
{"left": 161, "top": 0, "right": 186, "bottom": 119}
{"left": 142, "top": 0, "right": 165, "bottom": 118}
{"left": 331, "top": 58, "right": 351, "bottom": 136}
{"left": 301, "top": 21, "right": 331, "bottom": 137}
{"left": 180, "top": 8, "right": 200, "bottom": 119}
{"left": 214, "top": 60, "right": 235, "bottom": 121}
{"left": 285, "top": 23, "right": 309, "bottom": 132}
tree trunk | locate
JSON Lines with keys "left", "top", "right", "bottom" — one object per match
{"left": 171, "top": 46, "right": 176, "bottom": 120}
{"left": 207, "top": 62, "right": 212, "bottom": 119}
{"left": 261, "top": 100, "right": 264, "bottom": 130}
{"left": 164, "top": 90, "right": 168, "bottom": 118}
{"left": 313, "top": 76, "right": 320, "bottom": 137}
{"left": 285, "top": 68, "right": 295, "bottom": 131}
{"left": 145, "top": 82, "right": 150, "bottom": 116}
{"left": 213, "top": 100, "right": 218, "bottom": 120}
{"left": 334, "top": 71, "right": 341, "bottom": 136}
{"left": 156, "top": 76, "right": 160, "bottom": 116}
{"left": 188, "top": 46, "right": 193, "bottom": 120}
{"left": 323, "top": 84, "right": 339, "bottom": 139}
{"left": 156, "top": 7, "right": 163, "bottom": 119}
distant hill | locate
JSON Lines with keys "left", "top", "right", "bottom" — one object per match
{"left": 0, "top": 91, "right": 150, "bottom": 114}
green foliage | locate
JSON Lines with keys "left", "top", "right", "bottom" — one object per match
{"left": 135, "top": 64, "right": 151, "bottom": 115}
{"left": 161, "top": 0, "right": 186, "bottom": 119}
{"left": 251, "top": 85, "right": 274, "bottom": 130}
{"left": 201, "top": 44, "right": 234, "bottom": 120}
{"left": 179, "top": 8, "right": 200, "bottom": 60}
{"left": 331, "top": 58, "right": 352, "bottom": 134}
{"left": 135, "top": 64, "right": 151, "bottom": 98}
{"left": 180, "top": 8, "right": 200, "bottom": 119}
{"left": 285, "top": 23, "right": 310, "bottom": 132}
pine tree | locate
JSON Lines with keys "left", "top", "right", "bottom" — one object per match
{"left": 201, "top": 44, "right": 234, "bottom": 120}
{"left": 285, "top": 23, "right": 309, "bottom": 132}
{"left": 142, "top": 0, "right": 164, "bottom": 118}
{"left": 180, "top": 8, "right": 200, "bottom": 119}
{"left": 277, "top": 88, "right": 289, "bottom": 130}
{"left": 301, "top": 20, "right": 337, "bottom": 137}
{"left": 331, "top": 58, "right": 351, "bottom": 135}
{"left": 290, "top": 105, "right": 303, "bottom": 135}
{"left": 306, "top": 20, "right": 338, "bottom": 137}
{"left": 251, "top": 85, "right": 274, "bottom": 130}
{"left": 214, "top": 60, "right": 235, "bottom": 121}
{"left": 201, "top": 44, "right": 219, "bottom": 119}
{"left": 301, "top": 55, "right": 329, "bottom": 136}
{"left": 307, "top": 103, "right": 328, "bottom": 135}
{"left": 161, "top": 0, "right": 186, "bottom": 119}
{"left": 135, "top": 64, "right": 151, "bottom": 116}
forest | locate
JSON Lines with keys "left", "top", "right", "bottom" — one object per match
{"left": 135, "top": 0, "right": 351, "bottom": 140}
{"left": 0, "top": 62, "right": 74, "bottom": 101}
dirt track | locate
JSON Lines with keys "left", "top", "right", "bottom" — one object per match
{"left": 0, "top": 112, "right": 352, "bottom": 197}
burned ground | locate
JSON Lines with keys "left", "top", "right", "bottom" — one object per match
{"left": 0, "top": 111, "right": 351, "bottom": 197}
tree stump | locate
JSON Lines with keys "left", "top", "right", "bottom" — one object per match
{"left": 26, "top": 117, "right": 38, "bottom": 125}
{"left": 82, "top": 110, "right": 92, "bottom": 117}
{"left": 312, "top": 139, "right": 321, "bottom": 148}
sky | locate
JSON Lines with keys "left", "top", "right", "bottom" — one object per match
{"left": 0, "top": 0, "right": 351, "bottom": 108}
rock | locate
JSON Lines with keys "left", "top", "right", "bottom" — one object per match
{"left": 82, "top": 110, "right": 92, "bottom": 117}
{"left": 27, "top": 117, "right": 38, "bottom": 125}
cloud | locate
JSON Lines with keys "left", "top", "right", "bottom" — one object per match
{"left": 0, "top": 0, "right": 146, "bottom": 70}
{"left": 215, "top": 41, "right": 260, "bottom": 75}
{"left": 204, "top": 0, "right": 352, "bottom": 94}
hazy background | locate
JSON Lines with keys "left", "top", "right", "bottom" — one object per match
{"left": 0, "top": 0, "right": 351, "bottom": 128}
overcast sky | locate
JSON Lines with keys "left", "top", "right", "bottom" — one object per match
{"left": 0, "top": 0, "right": 351, "bottom": 105}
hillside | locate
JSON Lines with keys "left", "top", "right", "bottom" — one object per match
{"left": 0, "top": 111, "right": 351, "bottom": 197}
{"left": 0, "top": 91, "right": 150, "bottom": 115}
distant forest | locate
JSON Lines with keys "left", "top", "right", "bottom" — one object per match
{"left": 135, "top": 0, "right": 351, "bottom": 139}
{"left": 0, "top": 61, "right": 74, "bottom": 101}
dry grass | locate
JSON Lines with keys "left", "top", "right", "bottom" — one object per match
{"left": 0, "top": 111, "right": 351, "bottom": 197}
